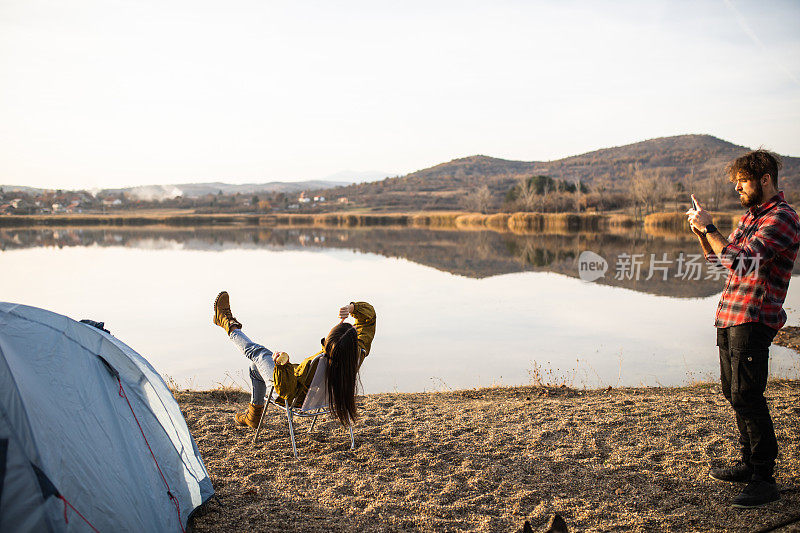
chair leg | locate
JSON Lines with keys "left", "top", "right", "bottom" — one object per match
{"left": 253, "top": 386, "right": 274, "bottom": 445}
{"left": 309, "top": 414, "right": 318, "bottom": 434}
{"left": 349, "top": 420, "right": 355, "bottom": 450}
{"left": 287, "top": 407, "right": 298, "bottom": 458}
{"left": 264, "top": 386, "right": 273, "bottom": 415}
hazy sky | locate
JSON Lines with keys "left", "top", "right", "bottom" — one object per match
{"left": 1, "top": 0, "right": 799, "bottom": 190}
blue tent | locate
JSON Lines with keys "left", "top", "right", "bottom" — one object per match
{"left": 0, "top": 302, "right": 213, "bottom": 532}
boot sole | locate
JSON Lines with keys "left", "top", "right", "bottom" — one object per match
{"left": 213, "top": 291, "right": 230, "bottom": 328}
{"left": 731, "top": 495, "right": 779, "bottom": 509}
{"left": 214, "top": 291, "right": 228, "bottom": 313}
{"left": 709, "top": 473, "right": 750, "bottom": 483}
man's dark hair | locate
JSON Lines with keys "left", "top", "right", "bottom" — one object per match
{"left": 727, "top": 149, "right": 782, "bottom": 186}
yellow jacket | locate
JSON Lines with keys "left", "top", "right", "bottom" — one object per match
{"left": 272, "top": 301, "right": 376, "bottom": 406}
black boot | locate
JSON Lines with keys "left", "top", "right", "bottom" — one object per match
{"left": 709, "top": 462, "right": 753, "bottom": 483}
{"left": 732, "top": 478, "right": 779, "bottom": 508}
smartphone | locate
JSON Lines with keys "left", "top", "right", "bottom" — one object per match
{"left": 690, "top": 196, "right": 698, "bottom": 210}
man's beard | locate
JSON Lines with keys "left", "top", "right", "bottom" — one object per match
{"left": 740, "top": 180, "right": 764, "bottom": 208}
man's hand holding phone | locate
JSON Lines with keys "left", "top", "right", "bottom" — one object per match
{"left": 686, "top": 194, "right": 713, "bottom": 234}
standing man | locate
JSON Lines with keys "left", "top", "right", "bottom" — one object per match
{"left": 687, "top": 149, "right": 799, "bottom": 508}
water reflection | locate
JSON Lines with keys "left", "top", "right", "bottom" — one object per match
{"left": 2, "top": 226, "right": 799, "bottom": 392}
{"left": 5, "top": 226, "right": 792, "bottom": 298}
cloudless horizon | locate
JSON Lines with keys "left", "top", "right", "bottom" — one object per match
{"left": 1, "top": 0, "right": 799, "bottom": 190}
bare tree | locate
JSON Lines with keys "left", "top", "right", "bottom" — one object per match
{"left": 593, "top": 176, "right": 611, "bottom": 212}
{"left": 515, "top": 177, "right": 537, "bottom": 211}
{"left": 708, "top": 172, "right": 729, "bottom": 211}
{"left": 631, "top": 166, "right": 672, "bottom": 215}
{"left": 537, "top": 181, "right": 551, "bottom": 212}
{"left": 462, "top": 185, "right": 493, "bottom": 213}
{"left": 573, "top": 179, "right": 584, "bottom": 212}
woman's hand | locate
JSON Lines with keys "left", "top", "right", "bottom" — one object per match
{"left": 339, "top": 303, "right": 355, "bottom": 322}
{"left": 272, "top": 351, "right": 289, "bottom": 365}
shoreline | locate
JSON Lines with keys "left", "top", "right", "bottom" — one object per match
{"left": 0, "top": 209, "right": 743, "bottom": 235}
{"left": 179, "top": 379, "right": 800, "bottom": 532}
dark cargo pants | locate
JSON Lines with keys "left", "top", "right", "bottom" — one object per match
{"left": 716, "top": 322, "right": 778, "bottom": 480}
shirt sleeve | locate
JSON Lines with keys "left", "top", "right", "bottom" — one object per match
{"left": 350, "top": 301, "right": 376, "bottom": 364}
{"left": 719, "top": 209, "right": 800, "bottom": 273}
{"left": 705, "top": 226, "right": 740, "bottom": 264}
{"left": 273, "top": 354, "right": 318, "bottom": 404}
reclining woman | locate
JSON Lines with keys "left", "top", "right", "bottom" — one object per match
{"left": 212, "top": 291, "right": 376, "bottom": 429}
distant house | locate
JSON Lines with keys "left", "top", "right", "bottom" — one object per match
{"left": 313, "top": 196, "right": 325, "bottom": 203}
{"left": 102, "top": 198, "right": 123, "bottom": 207}
{"left": 338, "top": 197, "right": 349, "bottom": 204}
{"left": 298, "top": 192, "right": 311, "bottom": 204}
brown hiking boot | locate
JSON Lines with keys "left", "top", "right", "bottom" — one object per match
{"left": 234, "top": 403, "right": 264, "bottom": 428}
{"left": 213, "top": 291, "right": 242, "bottom": 334}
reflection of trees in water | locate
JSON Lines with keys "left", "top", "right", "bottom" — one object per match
{"left": 504, "top": 237, "right": 578, "bottom": 268}
{"left": 4, "top": 226, "right": 795, "bottom": 298}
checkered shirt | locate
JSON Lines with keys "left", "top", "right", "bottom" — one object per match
{"left": 706, "top": 192, "right": 800, "bottom": 329}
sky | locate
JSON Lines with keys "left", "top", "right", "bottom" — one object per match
{"left": 1, "top": 0, "right": 799, "bottom": 190}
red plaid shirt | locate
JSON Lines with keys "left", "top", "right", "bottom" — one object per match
{"left": 707, "top": 192, "right": 800, "bottom": 329}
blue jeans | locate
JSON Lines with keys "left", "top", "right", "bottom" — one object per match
{"left": 230, "top": 329, "right": 275, "bottom": 405}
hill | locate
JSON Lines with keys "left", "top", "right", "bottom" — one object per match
{"left": 319, "top": 135, "right": 800, "bottom": 211}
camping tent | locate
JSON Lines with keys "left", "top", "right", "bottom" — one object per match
{"left": 0, "top": 302, "right": 214, "bottom": 532}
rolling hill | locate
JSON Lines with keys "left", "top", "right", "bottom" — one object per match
{"left": 318, "top": 135, "right": 800, "bottom": 211}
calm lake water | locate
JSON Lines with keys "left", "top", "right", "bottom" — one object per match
{"left": 2, "top": 226, "right": 799, "bottom": 393}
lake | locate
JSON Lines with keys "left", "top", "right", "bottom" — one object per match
{"left": 2, "top": 226, "right": 799, "bottom": 393}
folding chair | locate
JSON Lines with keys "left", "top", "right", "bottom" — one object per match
{"left": 253, "top": 353, "right": 355, "bottom": 458}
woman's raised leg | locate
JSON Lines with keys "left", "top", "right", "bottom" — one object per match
{"left": 230, "top": 329, "right": 275, "bottom": 405}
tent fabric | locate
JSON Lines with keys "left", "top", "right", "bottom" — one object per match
{"left": 0, "top": 302, "right": 214, "bottom": 532}
{"left": 0, "top": 439, "right": 6, "bottom": 509}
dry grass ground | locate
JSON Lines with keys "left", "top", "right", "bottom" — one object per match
{"left": 177, "top": 379, "right": 800, "bottom": 532}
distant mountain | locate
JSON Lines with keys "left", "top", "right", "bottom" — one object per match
{"left": 114, "top": 180, "right": 351, "bottom": 199}
{"left": 322, "top": 170, "right": 394, "bottom": 183}
{"left": 0, "top": 180, "right": 350, "bottom": 199}
{"left": 0, "top": 185, "right": 49, "bottom": 195}
{"left": 318, "top": 135, "right": 799, "bottom": 211}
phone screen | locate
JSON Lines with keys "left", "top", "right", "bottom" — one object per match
{"left": 691, "top": 197, "right": 698, "bottom": 210}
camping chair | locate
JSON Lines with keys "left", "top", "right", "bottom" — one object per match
{"left": 253, "top": 353, "right": 354, "bottom": 458}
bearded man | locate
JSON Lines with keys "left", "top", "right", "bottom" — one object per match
{"left": 687, "top": 149, "right": 799, "bottom": 508}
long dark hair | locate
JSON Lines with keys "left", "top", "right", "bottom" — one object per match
{"left": 323, "top": 322, "right": 360, "bottom": 426}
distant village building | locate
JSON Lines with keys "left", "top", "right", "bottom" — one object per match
{"left": 313, "top": 196, "right": 325, "bottom": 203}
{"left": 298, "top": 192, "right": 311, "bottom": 204}
{"left": 338, "top": 197, "right": 349, "bottom": 204}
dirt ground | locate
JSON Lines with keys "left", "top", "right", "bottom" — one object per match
{"left": 176, "top": 377, "right": 800, "bottom": 532}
